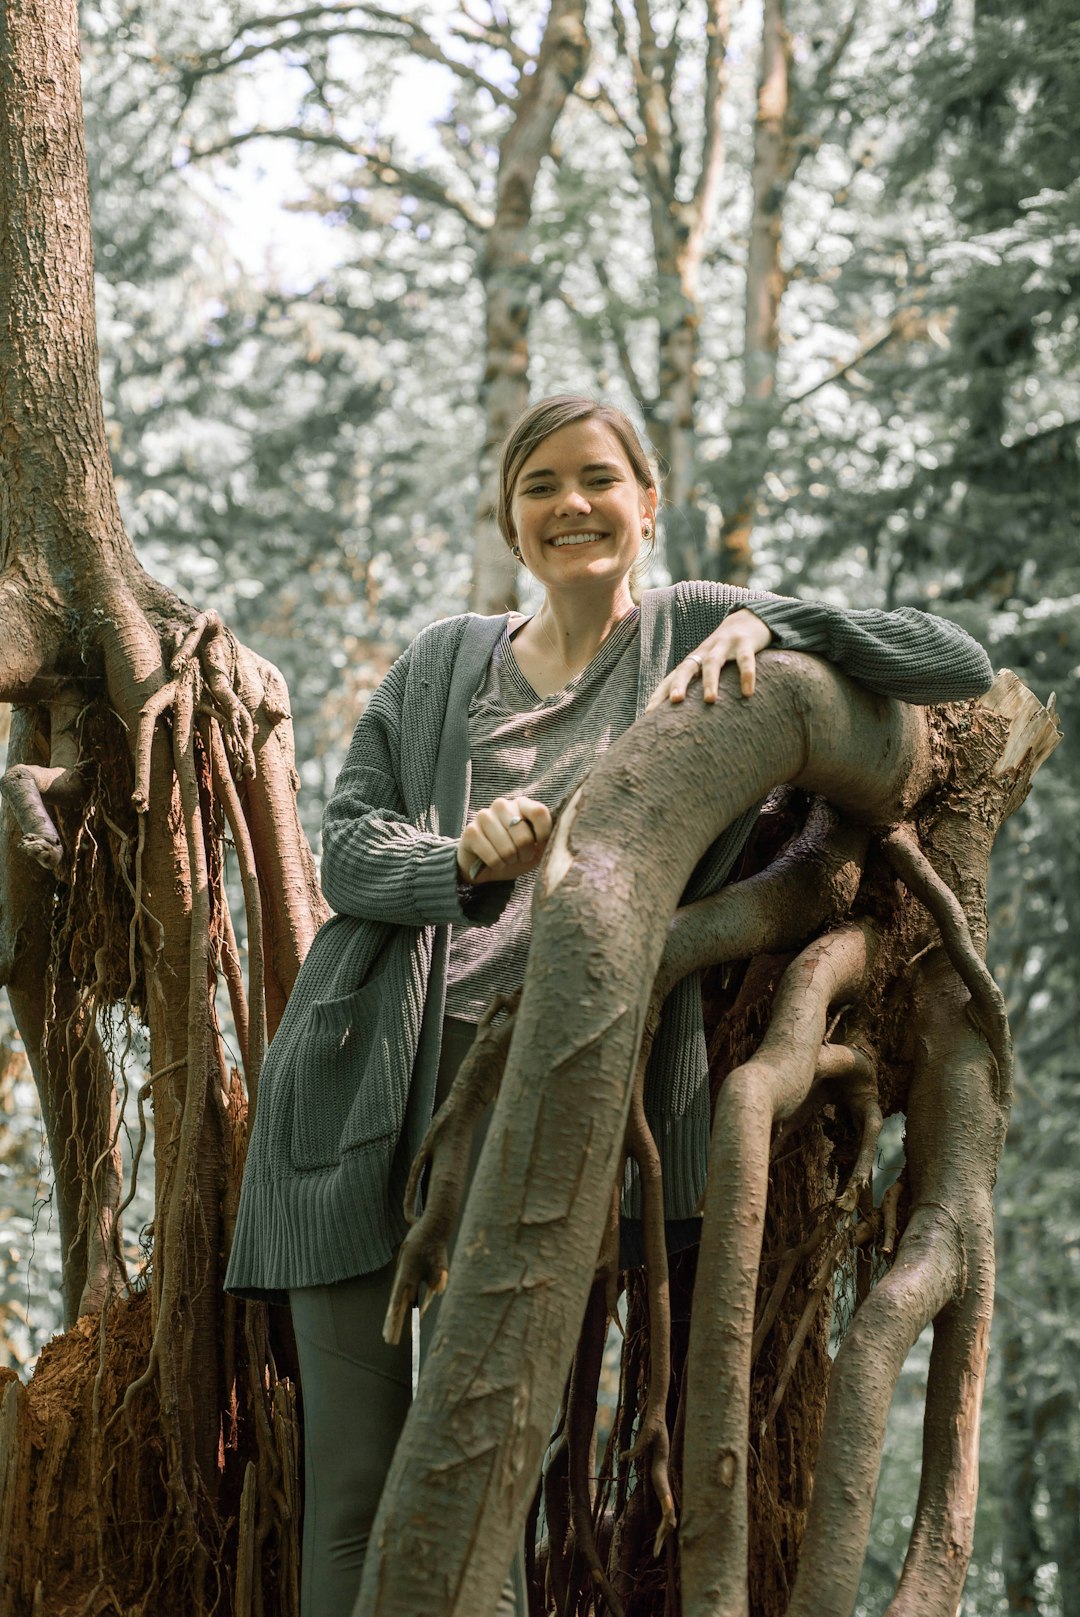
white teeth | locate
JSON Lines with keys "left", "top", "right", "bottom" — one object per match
{"left": 551, "top": 532, "right": 606, "bottom": 547}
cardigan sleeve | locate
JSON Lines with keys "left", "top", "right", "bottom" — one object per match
{"left": 676, "top": 582, "right": 994, "bottom": 705}
{"left": 320, "top": 647, "right": 512, "bottom": 928}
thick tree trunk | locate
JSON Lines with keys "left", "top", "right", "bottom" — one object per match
{"left": 469, "top": 0, "right": 590, "bottom": 616}
{"left": 0, "top": 2, "right": 321, "bottom": 1609}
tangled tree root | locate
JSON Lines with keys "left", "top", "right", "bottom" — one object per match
{"left": 359, "top": 670, "right": 1056, "bottom": 1617}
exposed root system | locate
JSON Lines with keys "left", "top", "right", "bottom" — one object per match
{"left": 354, "top": 671, "right": 1057, "bottom": 1617}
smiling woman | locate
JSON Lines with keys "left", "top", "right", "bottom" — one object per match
{"left": 224, "top": 391, "right": 995, "bottom": 1617}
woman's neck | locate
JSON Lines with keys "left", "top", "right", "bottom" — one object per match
{"left": 534, "top": 583, "right": 636, "bottom": 672}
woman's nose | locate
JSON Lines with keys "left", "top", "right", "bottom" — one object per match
{"left": 556, "top": 488, "right": 590, "bottom": 514}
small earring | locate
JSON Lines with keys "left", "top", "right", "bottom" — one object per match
{"left": 512, "top": 545, "right": 522, "bottom": 560}
{"left": 642, "top": 522, "right": 653, "bottom": 542}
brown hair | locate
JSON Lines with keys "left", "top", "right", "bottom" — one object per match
{"left": 496, "top": 395, "right": 660, "bottom": 591}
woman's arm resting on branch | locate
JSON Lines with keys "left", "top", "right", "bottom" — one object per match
{"left": 646, "top": 609, "right": 773, "bottom": 708}
{"left": 654, "top": 585, "right": 994, "bottom": 708}
{"left": 741, "top": 595, "right": 993, "bottom": 705}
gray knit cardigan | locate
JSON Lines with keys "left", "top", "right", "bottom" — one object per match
{"left": 225, "top": 582, "right": 993, "bottom": 1300}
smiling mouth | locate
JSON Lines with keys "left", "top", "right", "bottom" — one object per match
{"left": 549, "top": 531, "right": 608, "bottom": 548}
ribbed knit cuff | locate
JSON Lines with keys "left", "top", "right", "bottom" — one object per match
{"left": 411, "top": 838, "right": 515, "bottom": 927}
{"left": 412, "top": 838, "right": 478, "bottom": 923}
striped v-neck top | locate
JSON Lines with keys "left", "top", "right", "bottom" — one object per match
{"left": 444, "top": 608, "right": 642, "bottom": 1019}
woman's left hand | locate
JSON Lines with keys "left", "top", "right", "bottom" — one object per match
{"left": 645, "top": 608, "right": 773, "bottom": 710}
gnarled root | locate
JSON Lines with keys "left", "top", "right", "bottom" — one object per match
{"left": 680, "top": 921, "right": 878, "bottom": 1617}
{"left": 885, "top": 1215, "right": 993, "bottom": 1617}
{"left": 0, "top": 690, "right": 84, "bottom": 873}
{"left": 880, "top": 823, "right": 1012, "bottom": 1103}
{"left": 1, "top": 711, "right": 125, "bottom": 1324}
{"left": 208, "top": 720, "right": 266, "bottom": 1108}
{"left": 653, "top": 802, "right": 868, "bottom": 1002}
{"left": 787, "top": 949, "right": 1006, "bottom": 1617}
{"left": 216, "top": 875, "right": 250, "bottom": 1074}
{"left": 775, "top": 1038, "right": 881, "bottom": 1212}
{"left": 622, "top": 1077, "right": 676, "bottom": 1555}
{"left": 133, "top": 610, "right": 255, "bottom": 813}
{"left": 785, "top": 1203, "right": 965, "bottom": 1617}
{"left": 383, "top": 992, "right": 520, "bottom": 1345}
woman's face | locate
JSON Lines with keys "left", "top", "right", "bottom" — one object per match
{"left": 509, "top": 418, "right": 656, "bottom": 599}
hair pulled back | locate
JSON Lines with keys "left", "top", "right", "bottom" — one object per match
{"left": 495, "top": 395, "right": 660, "bottom": 594}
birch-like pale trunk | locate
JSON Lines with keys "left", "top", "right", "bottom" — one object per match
{"left": 469, "top": 0, "right": 590, "bottom": 615}
{"left": 598, "top": 0, "right": 730, "bottom": 583}
{"left": 719, "top": 0, "right": 793, "bottom": 588}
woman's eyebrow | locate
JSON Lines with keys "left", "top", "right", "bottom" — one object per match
{"left": 520, "top": 461, "right": 622, "bottom": 482}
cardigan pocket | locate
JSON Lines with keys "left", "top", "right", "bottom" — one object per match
{"left": 292, "top": 978, "right": 398, "bottom": 1169}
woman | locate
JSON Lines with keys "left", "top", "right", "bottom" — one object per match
{"left": 226, "top": 395, "right": 993, "bottom": 1615}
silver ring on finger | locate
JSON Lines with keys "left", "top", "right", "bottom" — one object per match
{"left": 686, "top": 654, "right": 703, "bottom": 668}
{"left": 506, "top": 814, "right": 524, "bottom": 829}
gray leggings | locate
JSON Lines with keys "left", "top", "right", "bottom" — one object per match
{"left": 289, "top": 1017, "right": 528, "bottom": 1617}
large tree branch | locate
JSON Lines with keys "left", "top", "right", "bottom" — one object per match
{"left": 174, "top": 3, "right": 513, "bottom": 107}
{"left": 680, "top": 920, "right": 879, "bottom": 1616}
{"left": 449, "top": 15, "right": 529, "bottom": 73}
{"left": 654, "top": 800, "right": 867, "bottom": 1001}
{"left": 184, "top": 127, "right": 493, "bottom": 232}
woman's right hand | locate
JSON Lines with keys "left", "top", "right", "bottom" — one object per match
{"left": 456, "top": 796, "right": 553, "bottom": 885}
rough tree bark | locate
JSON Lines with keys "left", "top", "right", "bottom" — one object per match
{"left": 0, "top": 1, "right": 322, "bottom": 1610}
{"left": 358, "top": 658, "right": 1056, "bottom": 1617}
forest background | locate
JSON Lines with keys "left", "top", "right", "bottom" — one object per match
{"left": 0, "top": 0, "right": 1076, "bottom": 1612}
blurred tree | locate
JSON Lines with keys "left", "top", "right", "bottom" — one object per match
{"left": 172, "top": 0, "right": 591, "bottom": 615}
{"left": 747, "top": 2, "right": 1080, "bottom": 1608}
